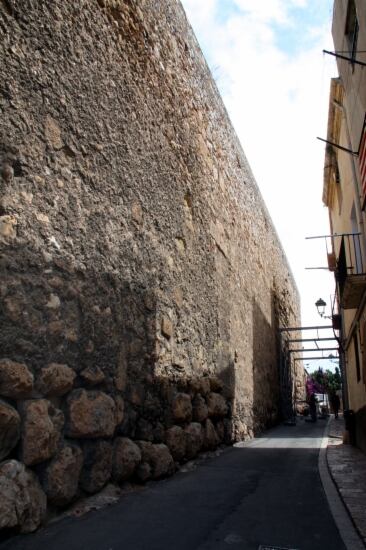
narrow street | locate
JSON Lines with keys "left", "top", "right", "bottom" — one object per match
{"left": 1, "top": 419, "right": 347, "bottom": 550}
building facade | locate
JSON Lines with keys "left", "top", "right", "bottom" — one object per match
{"left": 323, "top": 0, "right": 366, "bottom": 451}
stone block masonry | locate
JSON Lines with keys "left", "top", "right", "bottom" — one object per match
{"left": 0, "top": 0, "right": 301, "bottom": 533}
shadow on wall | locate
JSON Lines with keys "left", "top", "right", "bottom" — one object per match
{"left": 355, "top": 406, "right": 366, "bottom": 455}
{"left": 252, "top": 292, "right": 281, "bottom": 435}
{"left": 0, "top": 242, "right": 234, "bottom": 532}
{"left": 0, "top": 242, "right": 157, "bottom": 395}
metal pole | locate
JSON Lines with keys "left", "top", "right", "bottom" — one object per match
{"left": 279, "top": 325, "right": 333, "bottom": 332}
{"left": 287, "top": 337, "right": 338, "bottom": 343}
{"left": 294, "top": 356, "right": 340, "bottom": 361}
{"left": 316, "top": 136, "right": 358, "bottom": 156}
{"left": 288, "top": 347, "right": 339, "bottom": 353}
{"left": 323, "top": 49, "right": 366, "bottom": 68}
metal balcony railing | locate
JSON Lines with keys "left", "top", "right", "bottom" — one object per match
{"left": 336, "top": 233, "right": 366, "bottom": 309}
{"left": 305, "top": 232, "right": 366, "bottom": 310}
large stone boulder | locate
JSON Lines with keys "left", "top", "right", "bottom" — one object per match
{"left": 215, "top": 420, "right": 225, "bottom": 442}
{"left": 114, "top": 351, "right": 128, "bottom": 392}
{"left": 184, "top": 422, "right": 203, "bottom": 459}
{"left": 41, "top": 444, "right": 83, "bottom": 507}
{"left": 65, "top": 389, "right": 117, "bottom": 438}
{"left": 0, "top": 460, "right": 47, "bottom": 533}
{"left": 80, "top": 366, "right": 106, "bottom": 387}
{"left": 37, "top": 363, "right": 75, "bottom": 396}
{"left": 206, "top": 392, "right": 228, "bottom": 418}
{"left": 0, "top": 359, "right": 33, "bottom": 399}
{"left": 209, "top": 377, "right": 224, "bottom": 392}
{"left": 135, "top": 418, "right": 154, "bottom": 442}
{"left": 165, "top": 426, "right": 186, "bottom": 462}
{"left": 0, "top": 400, "right": 20, "bottom": 460}
{"left": 112, "top": 437, "right": 141, "bottom": 482}
{"left": 192, "top": 394, "right": 208, "bottom": 423}
{"left": 200, "top": 377, "right": 211, "bottom": 396}
{"left": 202, "top": 419, "right": 220, "bottom": 450}
{"left": 153, "top": 421, "right": 165, "bottom": 443}
{"left": 172, "top": 393, "right": 192, "bottom": 423}
{"left": 114, "top": 395, "right": 124, "bottom": 425}
{"left": 80, "top": 440, "right": 113, "bottom": 494}
{"left": 143, "top": 391, "right": 163, "bottom": 419}
{"left": 20, "top": 400, "right": 64, "bottom": 466}
{"left": 136, "top": 461, "right": 151, "bottom": 482}
{"left": 188, "top": 378, "right": 201, "bottom": 394}
{"left": 137, "top": 442, "right": 174, "bottom": 480}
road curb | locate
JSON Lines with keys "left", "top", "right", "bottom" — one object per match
{"left": 319, "top": 419, "right": 365, "bottom": 550}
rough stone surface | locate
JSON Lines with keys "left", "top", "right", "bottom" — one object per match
{"left": 37, "top": 363, "right": 75, "bottom": 396}
{"left": 203, "top": 419, "right": 220, "bottom": 450}
{"left": 0, "top": 400, "right": 21, "bottom": 460}
{"left": 0, "top": 460, "right": 47, "bottom": 533}
{"left": 172, "top": 393, "right": 192, "bottom": 424}
{"left": 20, "top": 400, "right": 64, "bottom": 466}
{"left": 0, "top": 359, "right": 33, "bottom": 399}
{"left": 206, "top": 392, "right": 228, "bottom": 418}
{"left": 0, "top": 0, "right": 301, "bottom": 447}
{"left": 114, "top": 395, "right": 124, "bottom": 425}
{"left": 137, "top": 442, "right": 174, "bottom": 480}
{"left": 80, "top": 366, "right": 105, "bottom": 387}
{"left": 136, "top": 418, "right": 154, "bottom": 442}
{"left": 200, "top": 378, "right": 211, "bottom": 396}
{"left": 80, "top": 440, "right": 113, "bottom": 494}
{"left": 215, "top": 420, "right": 225, "bottom": 442}
{"left": 66, "top": 390, "right": 116, "bottom": 438}
{"left": 41, "top": 444, "right": 83, "bottom": 506}
{"left": 136, "top": 462, "right": 152, "bottom": 483}
{"left": 192, "top": 394, "right": 208, "bottom": 423}
{"left": 165, "top": 425, "right": 187, "bottom": 462}
{"left": 161, "top": 316, "right": 173, "bottom": 339}
{"left": 209, "top": 377, "right": 224, "bottom": 393}
{"left": 112, "top": 437, "right": 141, "bottom": 482}
{"left": 184, "top": 422, "right": 203, "bottom": 459}
{"left": 0, "top": 0, "right": 303, "bottom": 529}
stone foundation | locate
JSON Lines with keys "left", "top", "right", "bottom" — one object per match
{"left": 0, "top": 361, "right": 231, "bottom": 532}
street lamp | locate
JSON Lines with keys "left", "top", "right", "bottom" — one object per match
{"left": 315, "top": 298, "right": 329, "bottom": 319}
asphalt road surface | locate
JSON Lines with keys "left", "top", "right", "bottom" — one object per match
{"left": 1, "top": 419, "right": 346, "bottom": 550}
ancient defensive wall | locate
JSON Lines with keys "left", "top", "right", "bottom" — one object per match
{"left": 0, "top": 0, "right": 301, "bottom": 532}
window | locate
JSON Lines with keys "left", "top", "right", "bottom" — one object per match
{"left": 345, "top": 0, "right": 359, "bottom": 63}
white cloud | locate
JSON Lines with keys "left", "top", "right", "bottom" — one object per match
{"left": 232, "top": 0, "right": 291, "bottom": 24}
{"left": 181, "top": 0, "right": 337, "bottom": 332}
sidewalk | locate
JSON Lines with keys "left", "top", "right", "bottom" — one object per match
{"left": 326, "top": 415, "right": 366, "bottom": 547}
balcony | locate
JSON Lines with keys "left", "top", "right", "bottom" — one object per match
{"left": 337, "top": 234, "right": 366, "bottom": 309}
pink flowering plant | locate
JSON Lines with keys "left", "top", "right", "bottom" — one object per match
{"left": 306, "top": 367, "right": 341, "bottom": 399}
{"left": 306, "top": 376, "right": 324, "bottom": 398}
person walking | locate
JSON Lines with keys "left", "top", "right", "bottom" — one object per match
{"left": 309, "top": 393, "right": 317, "bottom": 422}
{"left": 331, "top": 393, "right": 341, "bottom": 419}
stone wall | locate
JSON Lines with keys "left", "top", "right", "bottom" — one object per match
{"left": 0, "top": 0, "right": 301, "bottom": 533}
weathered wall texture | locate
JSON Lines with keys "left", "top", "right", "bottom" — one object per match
{"left": 0, "top": 0, "right": 301, "bottom": 532}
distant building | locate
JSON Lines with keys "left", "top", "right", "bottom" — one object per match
{"left": 322, "top": 0, "right": 366, "bottom": 451}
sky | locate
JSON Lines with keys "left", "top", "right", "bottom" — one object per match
{"left": 180, "top": 0, "right": 339, "bottom": 371}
